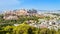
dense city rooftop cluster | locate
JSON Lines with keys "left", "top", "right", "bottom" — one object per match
{"left": 1, "top": 9, "right": 60, "bottom": 30}
{"left": 0, "top": 9, "right": 60, "bottom": 34}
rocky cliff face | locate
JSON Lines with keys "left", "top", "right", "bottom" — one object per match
{"left": 3, "top": 9, "right": 38, "bottom": 20}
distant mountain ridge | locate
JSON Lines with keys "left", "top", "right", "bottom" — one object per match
{"left": 1, "top": 9, "right": 60, "bottom": 14}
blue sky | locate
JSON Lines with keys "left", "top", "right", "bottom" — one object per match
{"left": 0, "top": 0, "right": 60, "bottom": 11}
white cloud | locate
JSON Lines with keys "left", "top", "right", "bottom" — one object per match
{"left": 0, "top": 0, "right": 24, "bottom": 11}
{"left": 0, "top": 0, "right": 20, "bottom": 6}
